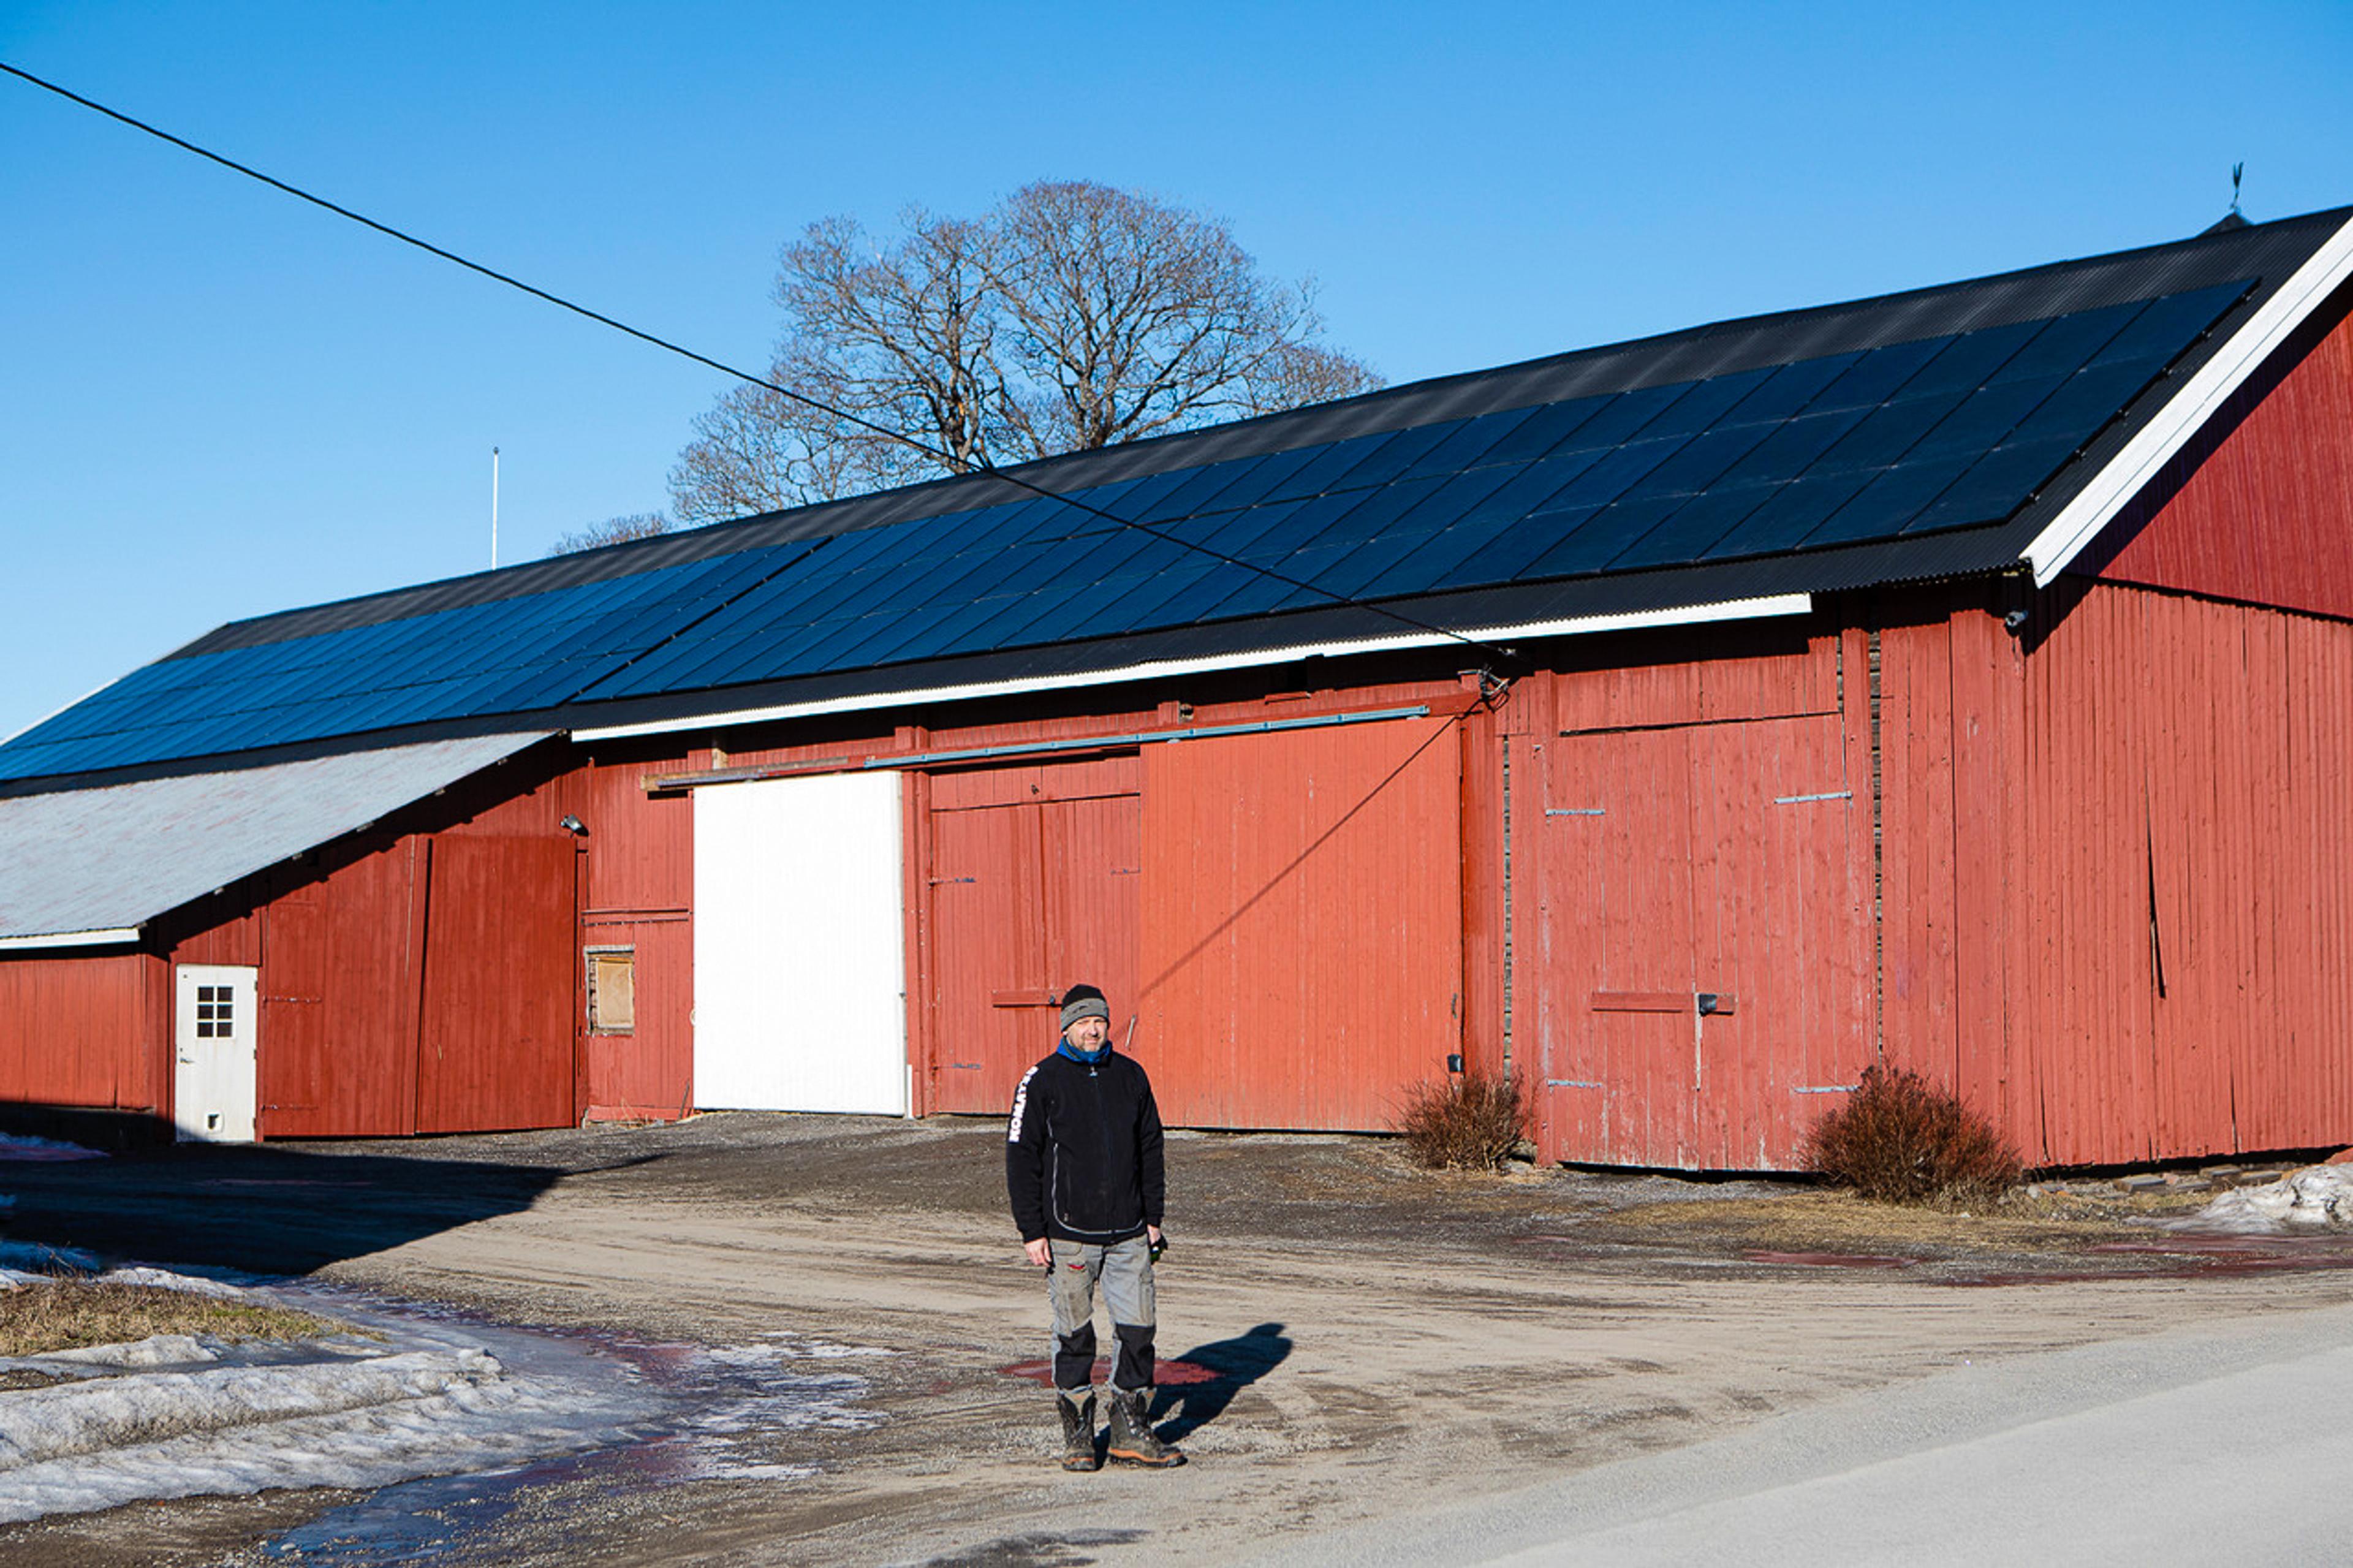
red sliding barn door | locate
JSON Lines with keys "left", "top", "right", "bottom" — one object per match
{"left": 925, "top": 758, "right": 1142, "bottom": 1115}
{"left": 1532, "top": 712, "right": 1871, "bottom": 1168}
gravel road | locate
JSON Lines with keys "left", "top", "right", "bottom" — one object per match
{"left": 2, "top": 1113, "right": 2349, "bottom": 1566}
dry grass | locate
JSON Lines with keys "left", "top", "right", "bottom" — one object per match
{"left": 1395, "top": 1072, "right": 1531, "bottom": 1172}
{"left": 0, "top": 1280, "right": 341, "bottom": 1357}
{"left": 1605, "top": 1191, "right": 2122, "bottom": 1254}
{"left": 1805, "top": 1065, "right": 2023, "bottom": 1207}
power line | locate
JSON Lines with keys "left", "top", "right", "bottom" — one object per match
{"left": 0, "top": 59, "right": 1518, "bottom": 668}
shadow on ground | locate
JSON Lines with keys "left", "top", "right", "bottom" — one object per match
{"left": 1153, "top": 1320, "right": 1292, "bottom": 1441}
{"left": 0, "top": 1138, "right": 606, "bottom": 1275}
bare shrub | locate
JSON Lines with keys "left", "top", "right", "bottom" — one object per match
{"left": 1396, "top": 1072, "right": 1531, "bottom": 1172}
{"left": 1805, "top": 1064, "right": 2023, "bottom": 1207}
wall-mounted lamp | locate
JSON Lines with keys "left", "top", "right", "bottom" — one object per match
{"left": 558, "top": 814, "right": 588, "bottom": 836}
{"left": 2004, "top": 608, "right": 2030, "bottom": 632}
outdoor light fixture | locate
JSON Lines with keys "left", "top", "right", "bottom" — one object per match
{"left": 558, "top": 814, "right": 588, "bottom": 836}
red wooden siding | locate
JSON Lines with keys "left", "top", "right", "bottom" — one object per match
{"left": 0, "top": 952, "right": 165, "bottom": 1115}
{"left": 414, "top": 835, "right": 576, "bottom": 1133}
{"left": 249, "top": 842, "right": 426, "bottom": 1138}
{"left": 580, "top": 915, "right": 691, "bottom": 1121}
{"left": 565, "top": 756, "right": 692, "bottom": 1121}
{"left": 2093, "top": 295, "right": 2353, "bottom": 619}
{"left": 924, "top": 757, "right": 1142, "bottom": 1115}
{"left": 162, "top": 771, "right": 596, "bottom": 1138}
{"left": 1871, "top": 581, "right": 2353, "bottom": 1167}
{"left": 1139, "top": 715, "right": 1462, "bottom": 1129}
{"left": 1999, "top": 582, "right": 2353, "bottom": 1162}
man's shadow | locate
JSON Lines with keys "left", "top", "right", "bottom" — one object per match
{"left": 1151, "top": 1322, "right": 1291, "bottom": 1442}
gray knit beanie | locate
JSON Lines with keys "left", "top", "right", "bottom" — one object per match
{"left": 1058, "top": 983, "right": 1110, "bottom": 1031}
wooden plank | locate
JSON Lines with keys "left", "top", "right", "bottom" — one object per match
{"left": 1590, "top": 991, "right": 1695, "bottom": 1013}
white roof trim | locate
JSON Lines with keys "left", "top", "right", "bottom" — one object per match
{"left": 2025, "top": 212, "right": 2353, "bottom": 586}
{"left": 0, "top": 927, "right": 142, "bottom": 952}
{"left": 575, "top": 593, "right": 1814, "bottom": 742}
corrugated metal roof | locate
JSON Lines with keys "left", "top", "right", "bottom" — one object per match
{"left": 0, "top": 732, "right": 548, "bottom": 944}
{"left": 4, "top": 207, "right": 2347, "bottom": 786}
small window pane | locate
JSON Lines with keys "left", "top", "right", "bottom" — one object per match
{"left": 588, "top": 950, "right": 636, "bottom": 1034}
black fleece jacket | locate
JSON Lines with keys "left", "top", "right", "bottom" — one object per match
{"left": 1006, "top": 1047, "right": 1165, "bottom": 1245}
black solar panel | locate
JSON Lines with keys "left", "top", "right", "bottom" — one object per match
{"left": 0, "top": 273, "right": 2260, "bottom": 781}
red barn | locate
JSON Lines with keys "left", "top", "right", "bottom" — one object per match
{"left": 4, "top": 207, "right": 2350, "bottom": 1169}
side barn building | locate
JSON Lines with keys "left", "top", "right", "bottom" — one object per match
{"left": 4, "top": 208, "right": 2351, "bottom": 1170}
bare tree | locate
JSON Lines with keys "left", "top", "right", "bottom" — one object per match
{"left": 669, "top": 182, "right": 1381, "bottom": 524}
{"left": 546, "top": 511, "right": 673, "bottom": 556}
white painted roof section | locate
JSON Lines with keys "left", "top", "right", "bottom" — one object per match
{"left": 0, "top": 732, "right": 548, "bottom": 947}
{"left": 2026, "top": 211, "right": 2353, "bottom": 586}
{"left": 575, "top": 593, "right": 1813, "bottom": 742}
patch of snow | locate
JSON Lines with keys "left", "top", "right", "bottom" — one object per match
{"left": 99, "top": 1265, "right": 248, "bottom": 1298}
{"left": 659, "top": 1340, "right": 881, "bottom": 1482}
{"left": 0, "top": 1240, "right": 99, "bottom": 1275}
{"left": 706, "top": 1332, "right": 894, "bottom": 1365}
{"left": 0, "top": 1134, "right": 104, "bottom": 1162}
{"left": 22, "top": 1334, "right": 217, "bottom": 1371}
{"left": 0, "top": 1281, "right": 667, "bottom": 1524}
{"left": 2193, "top": 1165, "right": 2353, "bottom": 1232}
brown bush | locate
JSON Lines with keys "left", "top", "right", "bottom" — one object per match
{"left": 1805, "top": 1064, "right": 2023, "bottom": 1207}
{"left": 1396, "top": 1072, "right": 1531, "bottom": 1172}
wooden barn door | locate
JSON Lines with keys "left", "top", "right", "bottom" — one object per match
{"left": 1140, "top": 714, "right": 1462, "bottom": 1129}
{"left": 1532, "top": 713, "right": 1870, "bottom": 1168}
{"left": 415, "top": 835, "right": 577, "bottom": 1133}
{"left": 925, "top": 758, "right": 1142, "bottom": 1115}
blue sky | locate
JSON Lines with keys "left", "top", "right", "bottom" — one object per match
{"left": 2, "top": 2, "right": 2348, "bottom": 743}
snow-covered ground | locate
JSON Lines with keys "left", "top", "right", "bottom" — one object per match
{"left": 0, "top": 1259, "right": 889, "bottom": 1526}
{"left": 2194, "top": 1164, "right": 2353, "bottom": 1232}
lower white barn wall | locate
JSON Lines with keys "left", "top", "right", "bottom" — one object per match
{"left": 692, "top": 771, "right": 907, "bottom": 1113}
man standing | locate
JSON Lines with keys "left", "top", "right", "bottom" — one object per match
{"left": 1006, "top": 982, "right": 1184, "bottom": 1471}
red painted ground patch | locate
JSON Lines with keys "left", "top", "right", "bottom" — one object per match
{"left": 998, "top": 1358, "right": 1222, "bottom": 1386}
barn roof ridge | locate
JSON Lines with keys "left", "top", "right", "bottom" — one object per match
{"left": 6, "top": 204, "right": 2349, "bottom": 786}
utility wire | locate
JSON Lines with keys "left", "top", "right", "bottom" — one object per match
{"left": 1, "top": 60, "right": 1518, "bottom": 668}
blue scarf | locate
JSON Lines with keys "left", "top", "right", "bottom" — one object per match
{"left": 1057, "top": 1037, "right": 1110, "bottom": 1066}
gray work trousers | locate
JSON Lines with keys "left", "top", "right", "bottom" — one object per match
{"left": 1048, "top": 1235, "right": 1156, "bottom": 1395}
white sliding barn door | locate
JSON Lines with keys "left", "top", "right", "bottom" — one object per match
{"left": 694, "top": 771, "right": 908, "bottom": 1113}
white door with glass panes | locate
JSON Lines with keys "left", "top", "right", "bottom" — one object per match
{"left": 175, "top": 964, "right": 258, "bottom": 1142}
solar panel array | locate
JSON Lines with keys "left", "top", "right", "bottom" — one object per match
{"left": 0, "top": 279, "right": 2246, "bottom": 781}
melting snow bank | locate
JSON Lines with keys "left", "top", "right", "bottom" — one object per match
{"left": 0, "top": 1277, "right": 669, "bottom": 1524}
{"left": 2190, "top": 1165, "right": 2353, "bottom": 1233}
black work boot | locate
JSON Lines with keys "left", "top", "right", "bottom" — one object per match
{"left": 1104, "top": 1387, "right": 1184, "bottom": 1468}
{"left": 1057, "top": 1388, "right": 1099, "bottom": 1472}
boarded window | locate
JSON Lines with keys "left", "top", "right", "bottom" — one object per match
{"left": 586, "top": 948, "right": 635, "bottom": 1034}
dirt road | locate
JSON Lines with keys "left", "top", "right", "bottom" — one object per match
{"left": 5, "top": 1113, "right": 2351, "bottom": 1566}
